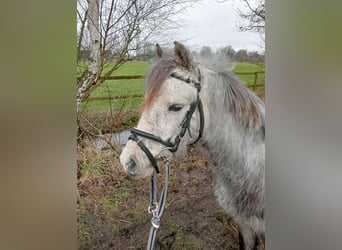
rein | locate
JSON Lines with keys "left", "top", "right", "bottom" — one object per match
{"left": 128, "top": 70, "right": 204, "bottom": 249}
{"left": 146, "top": 159, "right": 170, "bottom": 250}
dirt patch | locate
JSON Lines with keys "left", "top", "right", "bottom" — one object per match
{"left": 77, "top": 145, "right": 242, "bottom": 250}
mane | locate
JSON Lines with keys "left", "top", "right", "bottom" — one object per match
{"left": 219, "top": 70, "right": 264, "bottom": 129}
{"left": 196, "top": 57, "right": 264, "bottom": 129}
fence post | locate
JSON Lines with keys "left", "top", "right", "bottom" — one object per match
{"left": 253, "top": 72, "right": 259, "bottom": 91}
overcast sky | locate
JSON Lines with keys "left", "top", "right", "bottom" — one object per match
{"left": 173, "top": 0, "right": 264, "bottom": 52}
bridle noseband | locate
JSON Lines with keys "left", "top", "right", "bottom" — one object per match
{"left": 128, "top": 70, "right": 204, "bottom": 174}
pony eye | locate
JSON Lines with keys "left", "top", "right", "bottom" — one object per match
{"left": 168, "top": 104, "right": 184, "bottom": 112}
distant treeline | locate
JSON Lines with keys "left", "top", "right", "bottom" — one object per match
{"left": 78, "top": 45, "right": 264, "bottom": 64}
{"left": 193, "top": 46, "right": 264, "bottom": 64}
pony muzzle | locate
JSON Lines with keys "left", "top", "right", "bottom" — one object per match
{"left": 120, "top": 141, "right": 155, "bottom": 178}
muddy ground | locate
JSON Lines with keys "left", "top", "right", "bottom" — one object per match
{"left": 77, "top": 87, "right": 265, "bottom": 250}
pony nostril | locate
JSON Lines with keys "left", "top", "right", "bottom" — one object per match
{"left": 127, "top": 159, "right": 137, "bottom": 176}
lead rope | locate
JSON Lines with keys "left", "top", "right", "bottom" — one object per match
{"left": 146, "top": 160, "right": 170, "bottom": 250}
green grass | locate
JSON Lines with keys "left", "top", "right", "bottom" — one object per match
{"left": 81, "top": 78, "right": 145, "bottom": 113}
{"left": 233, "top": 63, "right": 264, "bottom": 72}
{"left": 231, "top": 62, "right": 265, "bottom": 87}
{"left": 79, "top": 61, "right": 264, "bottom": 113}
{"left": 77, "top": 61, "right": 149, "bottom": 77}
{"left": 81, "top": 160, "right": 104, "bottom": 177}
{"left": 105, "top": 61, "right": 149, "bottom": 76}
{"left": 79, "top": 61, "right": 149, "bottom": 113}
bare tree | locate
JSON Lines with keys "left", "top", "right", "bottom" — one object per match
{"left": 248, "top": 50, "right": 264, "bottom": 63}
{"left": 218, "top": 0, "right": 265, "bottom": 32}
{"left": 77, "top": 0, "right": 197, "bottom": 115}
{"left": 235, "top": 49, "right": 249, "bottom": 62}
{"left": 235, "top": 0, "right": 265, "bottom": 33}
{"left": 77, "top": 0, "right": 101, "bottom": 114}
{"left": 216, "top": 45, "right": 236, "bottom": 61}
{"left": 200, "top": 46, "right": 213, "bottom": 58}
{"left": 219, "top": 0, "right": 265, "bottom": 46}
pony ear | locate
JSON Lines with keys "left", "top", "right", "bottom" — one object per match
{"left": 174, "top": 41, "right": 192, "bottom": 69}
{"left": 156, "top": 43, "right": 163, "bottom": 58}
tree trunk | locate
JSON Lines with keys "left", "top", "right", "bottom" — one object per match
{"left": 77, "top": 0, "right": 101, "bottom": 113}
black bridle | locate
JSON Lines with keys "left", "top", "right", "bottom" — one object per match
{"left": 128, "top": 70, "right": 205, "bottom": 174}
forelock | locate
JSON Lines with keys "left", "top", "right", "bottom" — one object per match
{"left": 141, "top": 58, "right": 177, "bottom": 111}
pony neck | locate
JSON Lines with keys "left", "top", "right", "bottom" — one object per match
{"left": 198, "top": 66, "right": 264, "bottom": 165}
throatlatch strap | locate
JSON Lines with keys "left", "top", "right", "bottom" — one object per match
{"left": 189, "top": 98, "right": 204, "bottom": 146}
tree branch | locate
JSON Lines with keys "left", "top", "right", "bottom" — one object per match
{"left": 77, "top": 9, "right": 88, "bottom": 61}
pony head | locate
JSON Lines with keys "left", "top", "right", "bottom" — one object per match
{"left": 120, "top": 42, "right": 202, "bottom": 178}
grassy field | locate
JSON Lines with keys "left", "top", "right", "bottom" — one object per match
{"left": 231, "top": 63, "right": 265, "bottom": 87}
{"left": 79, "top": 62, "right": 265, "bottom": 113}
